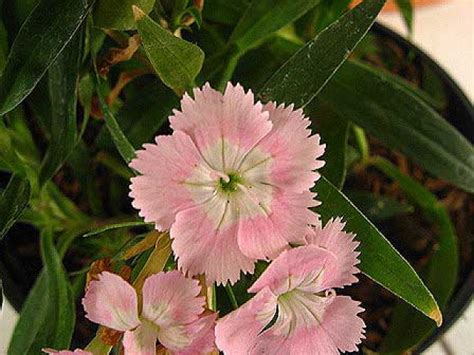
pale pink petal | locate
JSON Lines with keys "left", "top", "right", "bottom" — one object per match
{"left": 254, "top": 102, "right": 325, "bottom": 192}
{"left": 171, "top": 204, "right": 255, "bottom": 285}
{"left": 170, "top": 83, "right": 272, "bottom": 169}
{"left": 43, "top": 350, "right": 92, "bottom": 355}
{"left": 159, "top": 313, "right": 217, "bottom": 355}
{"left": 305, "top": 217, "right": 360, "bottom": 288}
{"left": 215, "top": 288, "right": 278, "bottom": 355}
{"left": 129, "top": 131, "right": 213, "bottom": 230}
{"left": 237, "top": 190, "right": 319, "bottom": 259}
{"left": 82, "top": 272, "right": 140, "bottom": 332}
{"left": 250, "top": 296, "right": 364, "bottom": 355}
{"left": 122, "top": 324, "right": 157, "bottom": 355}
{"left": 248, "top": 245, "right": 339, "bottom": 296}
{"left": 142, "top": 271, "right": 204, "bottom": 326}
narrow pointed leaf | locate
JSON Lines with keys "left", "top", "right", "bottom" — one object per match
{"left": 319, "top": 60, "right": 474, "bottom": 193}
{"left": 94, "top": 0, "right": 155, "bottom": 30}
{"left": 0, "top": 174, "right": 31, "bottom": 240}
{"left": 314, "top": 176, "right": 441, "bottom": 325}
{"left": 229, "top": 0, "right": 320, "bottom": 52}
{"left": 258, "top": 0, "right": 385, "bottom": 108}
{"left": 0, "top": 0, "right": 94, "bottom": 115}
{"left": 39, "top": 30, "right": 82, "bottom": 186}
{"left": 133, "top": 6, "right": 204, "bottom": 93}
{"left": 83, "top": 221, "right": 152, "bottom": 238}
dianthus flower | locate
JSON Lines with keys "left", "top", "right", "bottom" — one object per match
{"left": 129, "top": 83, "right": 325, "bottom": 285}
{"left": 215, "top": 218, "right": 365, "bottom": 354}
{"left": 77, "top": 271, "right": 216, "bottom": 354}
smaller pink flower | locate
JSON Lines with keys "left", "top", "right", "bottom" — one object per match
{"left": 82, "top": 271, "right": 216, "bottom": 355}
{"left": 43, "top": 350, "right": 91, "bottom": 355}
{"left": 215, "top": 218, "right": 365, "bottom": 355}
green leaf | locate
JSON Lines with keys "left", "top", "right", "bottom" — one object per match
{"left": 345, "top": 190, "right": 414, "bottom": 221}
{"left": 83, "top": 221, "right": 153, "bottom": 238}
{"left": 94, "top": 0, "right": 155, "bottom": 30}
{"left": 93, "top": 72, "right": 136, "bottom": 164}
{"left": 314, "top": 176, "right": 442, "bottom": 325}
{"left": 0, "top": 0, "right": 94, "bottom": 115}
{"left": 319, "top": 60, "right": 474, "bottom": 193}
{"left": 39, "top": 30, "right": 82, "bottom": 186}
{"left": 202, "top": 0, "right": 249, "bottom": 25}
{"left": 306, "top": 99, "right": 349, "bottom": 188}
{"left": 0, "top": 174, "right": 31, "bottom": 240}
{"left": 134, "top": 6, "right": 205, "bottom": 93}
{"left": 394, "top": 0, "right": 413, "bottom": 32}
{"left": 7, "top": 272, "right": 49, "bottom": 355}
{"left": 39, "top": 229, "right": 76, "bottom": 349}
{"left": 372, "top": 157, "right": 458, "bottom": 352}
{"left": 229, "top": 0, "right": 320, "bottom": 52}
{"left": 258, "top": 0, "right": 385, "bottom": 108}
{"left": 0, "top": 14, "right": 7, "bottom": 72}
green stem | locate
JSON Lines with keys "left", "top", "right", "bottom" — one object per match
{"left": 353, "top": 125, "right": 370, "bottom": 164}
{"left": 207, "top": 284, "right": 217, "bottom": 311}
{"left": 225, "top": 284, "right": 239, "bottom": 309}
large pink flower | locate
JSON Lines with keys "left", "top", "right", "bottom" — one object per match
{"left": 129, "top": 83, "right": 325, "bottom": 285}
{"left": 81, "top": 271, "right": 216, "bottom": 355}
{"left": 215, "top": 219, "right": 365, "bottom": 355}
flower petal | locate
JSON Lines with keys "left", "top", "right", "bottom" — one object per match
{"left": 170, "top": 83, "right": 272, "bottom": 170}
{"left": 129, "top": 131, "right": 213, "bottom": 230}
{"left": 158, "top": 313, "right": 217, "bottom": 355}
{"left": 248, "top": 245, "right": 338, "bottom": 296}
{"left": 254, "top": 102, "right": 325, "bottom": 192}
{"left": 305, "top": 217, "right": 360, "bottom": 288}
{"left": 171, "top": 204, "right": 255, "bottom": 285}
{"left": 215, "top": 288, "right": 278, "bottom": 355}
{"left": 237, "top": 190, "right": 319, "bottom": 259}
{"left": 142, "top": 270, "right": 204, "bottom": 326}
{"left": 82, "top": 272, "right": 140, "bottom": 331}
{"left": 250, "top": 296, "right": 364, "bottom": 355}
{"left": 122, "top": 324, "right": 157, "bottom": 355}
{"left": 42, "top": 350, "right": 92, "bottom": 355}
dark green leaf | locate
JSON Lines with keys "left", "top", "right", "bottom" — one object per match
{"left": 83, "top": 221, "right": 153, "bottom": 238}
{"left": 373, "top": 157, "right": 457, "bottom": 352}
{"left": 306, "top": 99, "right": 349, "bottom": 188}
{"left": 94, "top": 0, "right": 155, "bottom": 30}
{"left": 345, "top": 190, "right": 414, "bottom": 221}
{"left": 394, "top": 0, "right": 413, "bottom": 32}
{"left": 0, "top": 14, "right": 7, "bottom": 72}
{"left": 94, "top": 73, "right": 136, "bottom": 164}
{"left": 314, "top": 176, "right": 441, "bottom": 325}
{"left": 40, "top": 229, "right": 76, "bottom": 348}
{"left": 0, "top": 174, "right": 31, "bottom": 239}
{"left": 258, "top": 0, "right": 385, "bottom": 108}
{"left": 202, "top": 0, "right": 249, "bottom": 25}
{"left": 0, "top": 0, "right": 94, "bottom": 115}
{"left": 7, "top": 272, "right": 49, "bottom": 355}
{"left": 229, "top": 0, "right": 320, "bottom": 52}
{"left": 134, "top": 6, "right": 204, "bottom": 93}
{"left": 39, "top": 30, "right": 82, "bottom": 186}
{"left": 319, "top": 60, "right": 474, "bottom": 193}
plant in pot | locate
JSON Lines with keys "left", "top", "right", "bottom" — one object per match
{"left": 0, "top": 0, "right": 472, "bottom": 354}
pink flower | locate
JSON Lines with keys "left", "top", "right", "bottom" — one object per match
{"left": 81, "top": 271, "right": 216, "bottom": 355}
{"left": 43, "top": 350, "right": 91, "bottom": 355}
{"left": 215, "top": 218, "right": 365, "bottom": 355}
{"left": 129, "top": 83, "right": 325, "bottom": 285}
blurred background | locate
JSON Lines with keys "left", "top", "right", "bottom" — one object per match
{"left": 1, "top": 0, "right": 473, "bottom": 354}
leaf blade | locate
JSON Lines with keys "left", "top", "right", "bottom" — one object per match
{"left": 0, "top": 0, "right": 94, "bottom": 115}
{"left": 134, "top": 6, "right": 204, "bottom": 93}
{"left": 0, "top": 174, "right": 31, "bottom": 240}
{"left": 258, "top": 0, "right": 385, "bottom": 108}
{"left": 319, "top": 60, "right": 474, "bottom": 193}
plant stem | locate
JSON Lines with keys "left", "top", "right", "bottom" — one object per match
{"left": 353, "top": 125, "right": 370, "bottom": 164}
{"left": 207, "top": 284, "right": 217, "bottom": 311}
{"left": 225, "top": 284, "right": 239, "bottom": 309}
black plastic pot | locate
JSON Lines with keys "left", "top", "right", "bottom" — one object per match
{"left": 371, "top": 23, "right": 474, "bottom": 353}
{"left": 0, "top": 22, "right": 472, "bottom": 352}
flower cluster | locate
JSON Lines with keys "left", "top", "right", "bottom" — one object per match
{"left": 46, "top": 84, "right": 365, "bottom": 354}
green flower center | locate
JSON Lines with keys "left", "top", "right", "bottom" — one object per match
{"left": 219, "top": 172, "right": 242, "bottom": 193}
